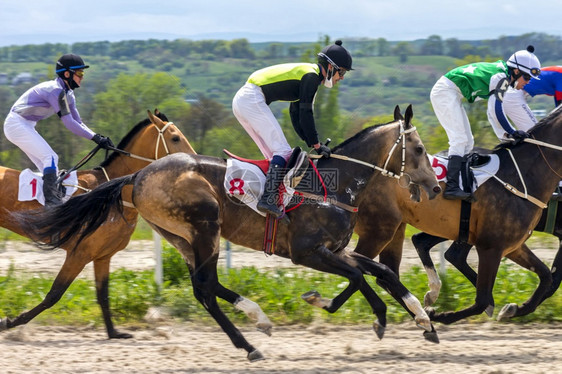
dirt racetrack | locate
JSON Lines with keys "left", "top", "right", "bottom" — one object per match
{"left": 1, "top": 238, "right": 561, "bottom": 373}
{"left": 1, "top": 321, "right": 561, "bottom": 373}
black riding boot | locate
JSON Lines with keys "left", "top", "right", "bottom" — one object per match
{"left": 443, "top": 155, "right": 472, "bottom": 201}
{"left": 43, "top": 172, "right": 63, "bottom": 207}
{"left": 257, "top": 163, "right": 286, "bottom": 218}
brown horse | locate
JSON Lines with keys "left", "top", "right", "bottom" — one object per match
{"left": 336, "top": 106, "right": 562, "bottom": 325}
{"left": 0, "top": 110, "right": 195, "bottom": 339}
{"left": 15, "top": 106, "right": 441, "bottom": 361}
{"left": 410, "top": 191, "right": 562, "bottom": 320}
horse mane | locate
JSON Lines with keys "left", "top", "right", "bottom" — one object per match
{"left": 97, "top": 112, "right": 168, "bottom": 168}
{"left": 494, "top": 106, "right": 562, "bottom": 151}
{"left": 331, "top": 122, "right": 390, "bottom": 153}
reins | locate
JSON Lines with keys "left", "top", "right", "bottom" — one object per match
{"left": 304, "top": 120, "right": 417, "bottom": 212}
{"left": 60, "top": 122, "right": 177, "bottom": 204}
{"left": 480, "top": 136, "right": 562, "bottom": 209}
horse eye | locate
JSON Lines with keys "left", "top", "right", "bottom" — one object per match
{"left": 416, "top": 145, "right": 424, "bottom": 155}
{"left": 171, "top": 135, "right": 180, "bottom": 143}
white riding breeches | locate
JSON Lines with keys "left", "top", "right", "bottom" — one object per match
{"left": 232, "top": 83, "right": 293, "bottom": 161}
{"left": 430, "top": 76, "right": 473, "bottom": 157}
{"left": 4, "top": 111, "right": 58, "bottom": 172}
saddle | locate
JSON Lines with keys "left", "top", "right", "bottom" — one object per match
{"left": 223, "top": 147, "right": 309, "bottom": 215}
{"left": 18, "top": 169, "right": 79, "bottom": 206}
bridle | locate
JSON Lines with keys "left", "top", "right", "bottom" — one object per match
{"left": 310, "top": 120, "right": 417, "bottom": 188}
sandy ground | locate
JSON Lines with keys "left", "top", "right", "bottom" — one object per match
{"left": 1, "top": 237, "right": 561, "bottom": 373}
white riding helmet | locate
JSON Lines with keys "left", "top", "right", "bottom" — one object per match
{"left": 507, "top": 45, "right": 541, "bottom": 80}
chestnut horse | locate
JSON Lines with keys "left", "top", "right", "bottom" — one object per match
{"left": 0, "top": 110, "right": 195, "bottom": 339}
{"left": 15, "top": 106, "right": 441, "bottom": 361}
{"left": 334, "top": 106, "right": 562, "bottom": 325}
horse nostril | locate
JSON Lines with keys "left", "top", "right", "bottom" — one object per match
{"left": 433, "top": 186, "right": 442, "bottom": 193}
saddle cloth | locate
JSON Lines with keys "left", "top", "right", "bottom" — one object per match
{"left": 224, "top": 150, "right": 308, "bottom": 216}
{"left": 18, "top": 169, "right": 79, "bottom": 206}
{"left": 428, "top": 153, "right": 500, "bottom": 191}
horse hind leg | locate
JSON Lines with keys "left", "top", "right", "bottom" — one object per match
{"left": 1, "top": 254, "right": 86, "bottom": 332}
{"left": 153, "top": 220, "right": 264, "bottom": 362}
{"left": 498, "top": 244, "right": 552, "bottom": 320}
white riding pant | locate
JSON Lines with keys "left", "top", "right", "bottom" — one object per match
{"left": 4, "top": 111, "right": 58, "bottom": 172}
{"left": 430, "top": 76, "right": 473, "bottom": 157}
{"left": 232, "top": 83, "right": 292, "bottom": 161}
{"left": 501, "top": 87, "right": 537, "bottom": 133}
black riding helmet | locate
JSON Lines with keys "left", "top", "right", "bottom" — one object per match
{"left": 317, "top": 40, "right": 353, "bottom": 71}
{"left": 55, "top": 54, "right": 89, "bottom": 89}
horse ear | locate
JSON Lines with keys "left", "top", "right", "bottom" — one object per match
{"left": 394, "top": 105, "right": 403, "bottom": 121}
{"left": 147, "top": 109, "right": 164, "bottom": 128}
{"left": 404, "top": 105, "right": 414, "bottom": 127}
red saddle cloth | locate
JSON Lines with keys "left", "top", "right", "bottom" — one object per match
{"left": 223, "top": 149, "right": 270, "bottom": 175}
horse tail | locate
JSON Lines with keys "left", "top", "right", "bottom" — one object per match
{"left": 14, "top": 173, "right": 137, "bottom": 251}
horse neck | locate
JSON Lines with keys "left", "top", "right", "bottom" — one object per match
{"left": 327, "top": 123, "right": 400, "bottom": 202}
{"left": 103, "top": 124, "right": 165, "bottom": 179}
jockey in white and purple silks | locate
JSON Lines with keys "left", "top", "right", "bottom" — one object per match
{"left": 502, "top": 65, "right": 562, "bottom": 132}
{"left": 430, "top": 46, "right": 541, "bottom": 201}
{"left": 3, "top": 54, "right": 114, "bottom": 206}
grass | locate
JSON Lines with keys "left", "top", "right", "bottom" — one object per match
{"left": 1, "top": 243, "right": 561, "bottom": 329}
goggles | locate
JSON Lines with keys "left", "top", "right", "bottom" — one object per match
{"left": 318, "top": 52, "right": 346, "bottom": 77}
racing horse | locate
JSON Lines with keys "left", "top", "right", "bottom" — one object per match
{"left": 329, "top": 106, "right": 562, "bottom": 325}
{"left": 0, "top": 110, "right": 195, "bottom": 339}
{"left": 15, "top": 106, "right": 441, "bottom": 361}
{"left": 409, "top": 190, "right": 562, "bottom": 320}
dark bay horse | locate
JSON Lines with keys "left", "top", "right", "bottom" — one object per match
{"left": 15, "top": 106, "right": 441, "bottom": 361}
{"left": 0, "top": 110, "right": 195, "bottom": 339}
{"left": 410, "top": 192, "right": 562, "bottom": 320}
{"left": 333, "top": 107, "right": 562, "bottom": 325}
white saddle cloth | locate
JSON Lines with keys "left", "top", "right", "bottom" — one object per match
{"left": 428, "top": 154, "right": 500, "bottom": 191}
{"left": 18, "top": 169, "right": 79, "bottom": 206}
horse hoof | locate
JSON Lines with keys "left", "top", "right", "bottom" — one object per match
{"left": 0, "top": 318, "right": 7, "bottom": 331}
{"left": 109, "top": 330, "right": 133, "bottom": 339}
{"left": 248, "top": 349, "right": 265, "bottom": 362}
{"left": 372, "top": 320, "right": 385, "bottom": 340}
{"left": 497, "top": 303, "right": 518, "bottom": 321}
{"left": 301, "top": 290, "right": 330, "bottom": 308}
{"left": 423, "top": 329, "right": 440, "bottom": 344}
{"left": 415, "top": 317, "right": 433, "bottom": 332}
{"left": 301, "top": 290, "right": 321, "bottom": 304}
{"left": 485, "top": 304, "right": 495, "bottom": 318}
{"left": 257, "top": 323, "right": 272, "bottom": 337}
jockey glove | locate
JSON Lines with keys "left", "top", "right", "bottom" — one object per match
{"left": 315, "top": 144, "right": 331, "bottom": 158}
{"left": 92, "top": 134, "right": 115, "bottom": 149}
{"left": 509, "top": 130, "right": 529, "bottom": 145}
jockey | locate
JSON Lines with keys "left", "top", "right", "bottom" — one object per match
{"left": 430, "top": 45, "right": 541, "bottom": 200}
{"left": 3, "top": 53, "right": 114, "bottom": 207}
{"left": 232, "top": 40, "right": 353, "bottom": 218}
{"left": 502, "top": 65, "right": 562, "bottom": 132}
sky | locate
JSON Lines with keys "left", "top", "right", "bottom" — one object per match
{"left": 1, "top": 0, "right": 562, "bottom": 47}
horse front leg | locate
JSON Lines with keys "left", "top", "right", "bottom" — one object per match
{"left": 428, "top": 247, "right": 502, "bottom": 325}
{"left": 541, "top": 241, "right": 562, "bottom": 302}
{"left": 1, "top": 253, "right": 86, "bottom": 332}
{"left": 411, "top": 232, "right": 448, "bottom": 306}
{"left": 93, "top": 258, "right": 132, "bottom": 339}
{"left": 296, "top": 245, "right": 388, "bottom": 339}
{"left": 349, "top": 252, "right": 438, "bottom": 343}
{"left": 497, "top": 244, "right": 552, "bottom": 320}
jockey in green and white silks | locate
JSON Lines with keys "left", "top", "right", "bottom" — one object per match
{"left": 233, "top": 40, "right": 353, "bottom": 218}
{"left": 430, "top": 46, "right": 541, "bottom": 201}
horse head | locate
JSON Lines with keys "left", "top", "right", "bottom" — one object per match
{"left": 392, "top": 105, "right": 441, "bottom": 201}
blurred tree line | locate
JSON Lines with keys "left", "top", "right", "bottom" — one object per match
{"left": 0, "top": 32, "right": 559, "bottom": 171}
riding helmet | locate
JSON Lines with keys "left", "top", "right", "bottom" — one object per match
{"left": 506, "top": 45, "right": 541, "bottom": 80}
{"left": 318, "top": 40, "right": 353, "bottom": 71}
{"left": 55, "top": 54, "right": 90, "bottom": 77}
